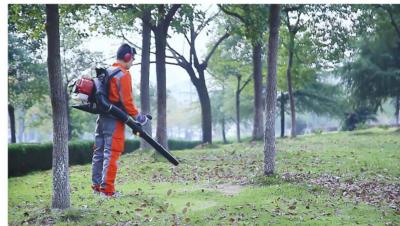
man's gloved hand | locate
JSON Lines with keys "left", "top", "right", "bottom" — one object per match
{"left": 134, "top": 113, "right": 148, "bottom": 126}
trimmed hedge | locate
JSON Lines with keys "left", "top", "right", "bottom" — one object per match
{"left": 9, "top": 140, "right": 140, "bottom": 177}
{"left": 9, "top": 139, "right": 201, "bottom": 177}
{"left": 167, "top": 139, "right": 202, "bottom": 150}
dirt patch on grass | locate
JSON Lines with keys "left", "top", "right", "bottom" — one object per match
{"left": 215, "top": 184, "right": 244, "bottom": 196}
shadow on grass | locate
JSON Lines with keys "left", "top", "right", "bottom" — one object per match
{"left": 392, "top": 128, "right": 400, "bottom": 133}
{"left": 16, "top": 207, "right": 92, "bottom": 225}
{"left": 350, "top": 131, "right": 375, "bottom": 136}
{"left": 251, "top": 174, "right": 288, "bottom": 186}
{"left": 59, "top": 208, "right": 85, "bottom": 222}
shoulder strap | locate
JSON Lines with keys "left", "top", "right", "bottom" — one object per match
{"left": 105, "top": 67, "right": 122, "bottom": 86}
{"left": 109, "top": 68, "right": 122, "bottom": 78}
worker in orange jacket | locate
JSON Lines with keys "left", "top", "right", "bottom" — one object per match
{"left": 91, "top": 43, "right": 148, "bottom": 197}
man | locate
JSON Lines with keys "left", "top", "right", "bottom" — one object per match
{"left": 91, "top": 43, "right": 147, "bottom": 197}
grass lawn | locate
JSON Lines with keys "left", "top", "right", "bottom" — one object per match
{"left": 8, "top": 127, "right": 400, "bottom": 225}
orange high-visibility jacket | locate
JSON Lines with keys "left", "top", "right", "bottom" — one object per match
{"left": 108, "top": 62, "right": 139, "bottom": 117}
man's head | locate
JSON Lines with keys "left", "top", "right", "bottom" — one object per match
{"left": 116, "top": 43, "right": 136, "bottom": 69}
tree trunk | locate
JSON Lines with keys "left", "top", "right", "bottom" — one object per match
{"left": 154, "top": 29, "right": 168, "bottom": 149}
{"left": 17, "top": 109, "right": 25, "bottom": 143}
{"left": 8, "top": 104, "right": 16, "bottom": 143}
{"left": 286, "top": 33, "right": 296, "bottom": 138}
{"left": 185, "top": 66, "right": 212, "bottom": 144}
{"left": 264, "top": 4, "right": 280, "bottom": 176}
{"left": 396, "top": 95, "right": 400, "bottom": 126}
{"left": 140, "top": 9, "right": 152, "bottom": 150}
{"left": 64, "top": 84, "right": 72, "bottom": 140}
{"left": 280, "top": 92, "right": 285, "bottom": 138}
{"left": 252, "top": 42, "right": 264, "bottom": 140}
{"left": 235, "top": 76, "right": 241, "bottom": 142}
{"left": 221, "top": 84, "right": 227, "bottom": 144}
{"left": 196, "top": 73, "right": 212, "bottom": 144}
{"left": 221, "top": 117, "right": 227, "bottom": 144}
{"left": 46, "top": 4, "right": 70, "bottom": 210}
{"left": 152, "top": 5, "right": 180, "bottom": 150}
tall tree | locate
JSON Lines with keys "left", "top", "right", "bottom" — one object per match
{"left": 234, "top": 72, "right": 252, "bottom": 142}
{"left": 341, "top": 20, "right": 400, "bottom": 124}
{"left": 167, "top": 6, "right": 229, "bottom": 144}
{"left": 139, "top": 8, "right": 152, "bottom": 149}
{"left": 46, "top": 4, "right": 70, "bottom": 209}
{"left": 210, "top": 86, "right": 229, "bottom": 144}
{"left": 352, "top": 5, "right": 400, "bottom": 125}
{"left": 279, "top": 5, "right": 355, "bottom": 137}
{"left": 208, "top": 38, "right": 253, "bottom": 143}
{"left": 149, "top": 4, "right": 181, "bottom": 149}
{"left": 282, "top": 5, "right": 305, "bottom": 138}
{"left": 264, "top": 4, "right": 280, "bottom": 176}
{"left": 219, "top": 4, "right": 269, "bottom": 140}
{"left": 276, "top": 26, "right": 345, "bottom": 137}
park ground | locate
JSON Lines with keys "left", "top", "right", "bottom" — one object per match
{"left": 8, "top": 127, "right": 400, "bottom": 225}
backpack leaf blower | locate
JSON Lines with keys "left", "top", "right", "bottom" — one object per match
{"left": 70, "top": 68, "right": 179, "bottom": 166}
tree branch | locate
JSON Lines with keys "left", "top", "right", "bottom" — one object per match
{"left": 166, "top": 41, "right": 189, "bottom": 66}
{"left": 292, "top": 11, "right": 302, "bottom": 33}
{"left": 166, "top": 41, "right": 184, "bottom": 60}
{"left": 133, "top": 61, "right": 180, "bottom": 66}
{"left": 283, "top": 5, "right": 302, "bottom": 13}
{"left": 190, "top": 23, "right": 201, "bottom": 68}
{"left": 239, "top": 75, "right": 252, "bottom": 93}
{"left": 203, "top": 32, "right": 230, "bottom": 66}
{"left": 195, "top": 11, "right": 221, "bottom": 35}
{"left": 183, "top": 32, "right": 191, "bottom": 46}
{"left": 101, "top": 4, "right": 134, "bottom": 12}
{"left": 384, "top": 6, "right": 400, "bottom": 38}
{"left": 140, "top": 7, "right": 156, "bottom": 35}
{"left": 285, "top": 5, "right": 304, "bottom": 33}
{"left": 164, "top": 4, "right": 181, "bottom": 27}
{"left": 285, "top": 10, "right": 292, "bottom": 31}
{"left": 165, "top": 62, "right": 181, "bottom": 66}
{"left": 118, "top": 31, "right": 142, "bottom": 50}
{"left": 219, "top": 5, "right": 246, "bottom": 24}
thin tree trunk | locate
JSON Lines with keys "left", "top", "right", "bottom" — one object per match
{"left": 235, "top": 77, "right": 241, "bottom": 143}
{"left": 396, "top": 95, "right": 400, "bottom": 126}
{"left": 8, "top": 104, "right": 16, "bottom": 143}
{"left": 221, "top": 84, "right": 227, "bottom": 144}
{"left": 286, "top": 33, "right": 296, "bottom": 138}
{"left": 264, "top": 4, "right": 280, "bottom": 176}
{"left": 221, "top": 117, "right": 227, "bottom": 144}
{"left": 140, "top": 9, "right": 152, "bottom": 150}
{"left": 252, "top": 42, "right": 264, "bottom": 140}
{"left": 155, "top": 30, "right": 168, "bottom": 149}
{"left": 17, "top": 109, "right": 25, "bottom": 143}
{"left": 46, "top": 4, "right": 70, "bottom": 209}
{"left": 280, "top": 92, "right": 285, "bottom": 138}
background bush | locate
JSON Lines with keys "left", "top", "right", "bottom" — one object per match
{"left": 9, "top": 139, "right": 201, "bottom": 177}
